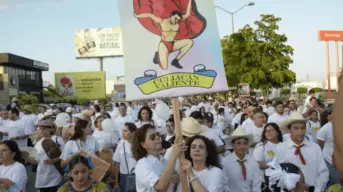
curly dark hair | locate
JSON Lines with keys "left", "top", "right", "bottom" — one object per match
{"left": 185, "top": 135, "right": 221, "bottom": 169}
{"left": 131, "top": 124, "right": 155, "bottom": 161}
{"left": 137, "top": 106, "right": 153, "bottom": 122}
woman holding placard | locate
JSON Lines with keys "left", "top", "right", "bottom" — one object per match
{"left": 132, "top": 124, "right": 187, "bottom": 192}
{"left": 60, "top": 119, "right": 100, "bottom": 169}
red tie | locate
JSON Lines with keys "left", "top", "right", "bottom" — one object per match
{"left": 238, "top": 160, "right": 247, "bottom": 180}
{"left": 294, "top": 144, "right": 306, "bottom": 165}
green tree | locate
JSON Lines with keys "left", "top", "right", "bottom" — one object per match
{"left": 297, "top": 87, "right": 308, "bottom": 95}
{"left": 221, "top": 14, "right": 296, "bottom": 97}
{"left": 312, "top": 87, "right": 323, "bottom": 93}
{"left": 280, "top": 88, "right": 291, "bottom": 96}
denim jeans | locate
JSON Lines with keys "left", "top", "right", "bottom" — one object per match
{"left": 325, "top": 160, "right": 341, "bottom": 187}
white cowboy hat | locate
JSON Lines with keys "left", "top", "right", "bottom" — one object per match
{"left": 226, "top": 127, "right": 254, "bottom": 148}
{"left": 279, "top": 112, "right": 308, "bottom": 133}
{"left": 182, "top": 117, "right": 208, "bottom": 138}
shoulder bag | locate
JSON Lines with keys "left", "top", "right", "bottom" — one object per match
{"left": 123, "top": 142, "right": 136, "bottom": 192}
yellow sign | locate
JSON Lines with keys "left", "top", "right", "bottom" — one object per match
{"left": 267, "top": 150, "right": 275, "bottom": 157}
{"left": 55, "top": 71, "right": 106, "bottom": 99}
{"left": 312, "top": 127, "right": 320, "bottom": 131}
{"left": 134, "top": 68, "right": 216, "bottom": 95}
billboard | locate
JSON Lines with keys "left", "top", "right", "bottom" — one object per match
{"left": 118, "top": 0, "right": 229, "bottom": 101}
{"left": 55, "top": 72, "right": 106, "bottom": 99}
{"left": 318, "top": 30, "right": 343, "bottom": 41}
{"left": 74, "top": 28, "right": 123, "bottom": 58}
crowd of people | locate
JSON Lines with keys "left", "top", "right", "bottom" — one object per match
{"left": 0, "top": 87, "right": 341, "bottom": 192}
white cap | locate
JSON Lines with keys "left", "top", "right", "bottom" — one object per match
{"left": 94, "top": 100, "right": 99, "bottom": 105}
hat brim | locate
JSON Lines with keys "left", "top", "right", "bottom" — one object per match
{"left": 182, "top": 125, "right": 209, "bottom": 138}
{"left": 279, "top": 119, "right": 308, "bottom": 134}
{"left": 226, "top": 134, "right": 254, "bottom": 148}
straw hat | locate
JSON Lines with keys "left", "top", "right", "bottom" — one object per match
{"left": 22, "top": 105, "right": 33, "bottom": 113}
{"left": 279, "top": 112, "right": 308, "bottom": 133}
{"left": 182, "top": 117, "right": 208, "bottom": 138}
{"left": 226, "top": 127, "right": 254, "bottom": 148}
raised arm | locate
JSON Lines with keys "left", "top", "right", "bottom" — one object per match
{"left": 134, "top": 12, "right": 162, "bottom": 23}
{"left": 183, "top": 0, "right": 192, "bottom": 19}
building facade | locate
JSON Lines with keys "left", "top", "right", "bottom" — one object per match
{"left": 0, "top": 53, "right": 49, "bottom": 103}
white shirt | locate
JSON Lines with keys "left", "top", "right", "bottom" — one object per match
{"left": 0, "top": 118, "right": 11, "bottom": 141}
{"left": 135, "top": 120, "right": 157, "bottom": 129}
{"left": 275, "top": 139, "right": 329, "bottom": 191}
{"left": 7, "top": 119, "right": 28, "bottom": 148}
{"left": 245, "top": 124, "right": 264, "bottom": 143}
{"left": 0, "top": 162, "right": 27, "bottom": 191}
{"left": 263, "top": 106, "right": 275, "bottom": 116}
{"left": 306, "top": 120, "right": 321, "bottom": 142}
{"left": 232, "top": 112, "right": 243, "bottom": 127}
{"left": 34, "top": 136, "right": 65, "bottom": 188}
{"left": 317, "top": 122, "right": 334, "bottom": 164}
{"left": 92, "top": 129, "right": 118, "bottom": 151}
{"left": 222, "top": 152, "right": 262, "bottom": 192}
{"left": 21, "top": 114, "right": 38, "bottom": 135}
{"left": 114, "top": 115, "right": 135, "bottom": 138}
{"left": 214, "top": 114, "right": 226, "bottom": 131}
{"left": 198, "top": 102, "right": 211, "bottom": 112}
{"left": 283, "top": 133, "right": 313, "bottom": 142}
{"left": 135, "top": 155, "right": 168, "bottom": 192}
{"left": 267, "top": 113, "right": 288, "bottom": 126}
{"left": 112, "top": 140, "right": 137, "bottom": 174}
{"left": 207, "top": 128, "right": 224, "bottom": 147}
{"left": 176, "top": 166, "right": 223, "bottom": 192}
{"left": 60, "top": 135, "right": 100, "bottom": 160}
{"left": 242, "top": 118, "right": 254, "bottom": 132}
{"left": 253, "top": 141, "right": 278, "bottom": 163}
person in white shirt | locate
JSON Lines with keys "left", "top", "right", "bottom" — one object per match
{"left": 21, "top": 105, "right": 38, "bottom": 146}
{"left": 267, "top": 101, "right": 288, "bottom": 126}
{"left": 253, "top": 122, "right": 283, "bottom": 169}
{"left": 306, "top": 110, "right": 321, "bottom": 142}
{"left": 222, "top": 127, "right": 262, "bottom": 192}
{"left": 304, "top": 89, "right": 316, "bottom": 108}
{"left": 60, "top": 119, "right": 100, "bottom": 169}
{"left": 241, "top": 106, "right": 255, "bottom": 131}
{"left": 27, "top": 120, "right": 65, "bottom": 192}
{"left": 132, "top": 124, "right": 187, "bottom": 192}
{"left": 0, "top": 140, "right": 27, "bottom": 192}
{"left": 214, "top": 107, "right": 227, "bottom": 132}
{"left": 179, "top": 135, "right": 223, "bottom": 192}
{"left": 110, "top": 103, "right": 120, "bottom": 120}
{"left": 92, "top": 116, "right": 118, "bottom": 152}
{"left": 0, "top": 110, "right": 10, "bottom": 141}
{"left": 317, "top": 119, "right": 341, "bottom": 187}
{"left": 135, "top": 106, "right": 157, "bottom": 128}
{"left": 7, "top": 108, "right": 28, "bottom": 148}
{"left": 302, "top": 97, "right": 323, "bottom": 119}
{"left": 113, "top": 122, "right": 137, "bottom": 191}
{"left": 197, "top": 98, "right": 211, "bottom": 112}
{"left": 37, "top": 106, "right": 47, "bottom": 121}
{"left": 276, "top": 112, "right": 329, "bottom": 192}
{"left": 245, "top": 111, "right": 265, "bottom": 154}
{"left": 113, "top": 103, "right": 135, "bottom": 139}
{"left": 263, "top": 101, "right": 275, "bottom": 116}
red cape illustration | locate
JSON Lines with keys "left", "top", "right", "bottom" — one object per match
{"left": 133, "top": 0, "right": 207, "bottom": 40}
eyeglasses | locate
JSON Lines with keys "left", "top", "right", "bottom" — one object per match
{"left": 149, "top": 132, "right": 161, "bottom": 140}
{"left": 265, "top": 129, "right": 276, "bottom": 134}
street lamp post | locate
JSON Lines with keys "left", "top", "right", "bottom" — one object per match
{"left": 215, "top": 2, "right": 255, "bottom": 33}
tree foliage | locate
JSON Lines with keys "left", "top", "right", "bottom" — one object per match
{"left": 312, "top": 87, "right": 323, "bottom": 93}
{"left": 297, "top": 87, "right": 308, "bottom": 95}
{"left": 221, "top": 14, "right": 296, "bottom": 95}
{"left": 280, "top": 88, "right": 291, "bottom": 96}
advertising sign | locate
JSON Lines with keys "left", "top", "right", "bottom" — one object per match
{"left": 118, "top": 0, "right": 229, "bottom": 101}
{"left": 55, "top": 71, "right": 106, "bottom": 99}
{"left": 238, "top": 83, "right": 250, "bottom": 97}
{"left": 75, "top": 28, "right": 123, "bottom": 58}
{"left": 318, "top": 30, "right": 343, "bottom": 41}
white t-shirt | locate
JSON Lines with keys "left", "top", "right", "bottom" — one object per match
{"left": 113, "top": 115, "right": 135, "bottom": 139}
{"left": 176, "top": 166, "right": 223, "bottom": 192}
{"left": 0, "top": 119, "right": 11, "bottom": 141}
{"left": 242, "top": 118, "right": 254, "bottom": 132}
{"left": 34, "top": 136, "right": 65, "bottom": 188}
{"left": 21, "top": 114, "right": 38, "bottom": 135}
{"left": 214, "top": 114, "right": 226, "bottom": 131}
{"left": 207, "top": 128, "right": 224, "bottom": 147}
{"left": 112, "top": 140, "right": 137, "bottom": 174}
{"left": 0, "top": 162, "right": 27, "bottom": 191}
{"left": 92, "top": 129, "right": 119, "bottom": 151}
{"left": 317, "top": 122, "right": 334, "bottom": 164}
{"left": 253, "top": 141, "right": 278, "bottom": 163}
{"left": 135, "top": 155, "right": 168, "bottom": 192}
{"left": 245, "top": 124, "right": 264, "bottom": 143}
{"left": 135, "top": 120, "right": 157, "bottom": 129}
{"left": 306, "top": 120, "right": 321, "bottom": 142}
{"left": 7, "top": 119, "right": 28, "bottom": 148}
{"left": 60, "top": 135, "right": 100, "bottom": 160}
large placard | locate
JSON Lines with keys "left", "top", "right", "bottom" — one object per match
{"left": 118, "top": 0, "right": 229, "bottom": 100}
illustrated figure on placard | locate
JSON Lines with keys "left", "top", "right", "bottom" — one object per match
{"left": 133, "top": 0, "right": 207, "bottom": 70}
{"left": 59, "top": 76, "right": 75, "bottom": 97}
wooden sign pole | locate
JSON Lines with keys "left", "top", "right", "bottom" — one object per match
{"left": 171, "top": 98, "right": 188, "bottom": 192}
